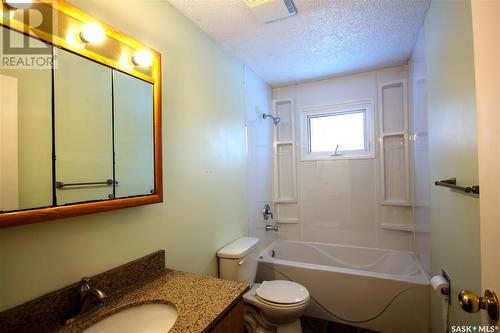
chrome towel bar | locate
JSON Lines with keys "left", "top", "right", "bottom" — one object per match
{"left": 434, "top": 177, "right": 479, "bottom": 195}
{"left": 56, "top": 179, "right": 117, "bottom": 189}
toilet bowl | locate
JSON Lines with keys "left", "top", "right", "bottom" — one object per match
{"left": 244, "top": 282, "right": 309, "bottom": 333}
{"left": 217, "top": 237, "right": 309, "bottom": 333}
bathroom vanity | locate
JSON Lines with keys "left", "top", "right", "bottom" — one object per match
{"left": 0, "top": 251, "right": 248, "bottom": 333}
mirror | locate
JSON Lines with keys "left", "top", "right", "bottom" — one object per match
{"left": 0, "top": 27, "right": 53, "bottom": 212}
{"left": 113, "top": 70, "right": 155, "bottom": 199}
{"left": 55, "top": 48, "right": 115, "bottom": 205}
{"left": 0, "top": 1, "right": 162, "bottom": 228}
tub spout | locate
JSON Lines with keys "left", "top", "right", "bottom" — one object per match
{"left": 265, "top": 224, "right": 278, "bottom": 232}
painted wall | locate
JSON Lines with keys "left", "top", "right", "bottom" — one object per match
{"left": 409, "top": 28, "right": 431, "bottom": 276}
{"left": 244, "top": 66, "right": 275, "bottom": 251}
{"left": 425, "top": 1, "right": 481, "bottom": 330}
{"left": 0, "top": 0, "right": 248, "bottom": 311}
{"left": 272, "top": 66, "right": 414, "bottom": 251}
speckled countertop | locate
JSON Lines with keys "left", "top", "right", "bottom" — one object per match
{"left": 0, "top": 251, "right": 248, "bottom": 333}
{"left": 58, "top": 270, "right": 248, "bottom": 333}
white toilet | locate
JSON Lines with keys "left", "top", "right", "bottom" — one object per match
{"left": 217, "top": 237, "right": 310, "bottom": 333}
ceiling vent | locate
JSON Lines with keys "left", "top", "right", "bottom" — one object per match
{"left": 244, "top": 0, "right": 297, "bottom": 24}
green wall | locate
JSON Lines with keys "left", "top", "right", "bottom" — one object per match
{"left": 425, "top": 1, "right": 480, "bottom": 331}
{"left": 0, "top": 0, "right": 248, "bottom": 311}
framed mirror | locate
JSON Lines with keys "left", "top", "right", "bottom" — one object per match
{"left": 0, "top": 0, "right": 162, "bottom": 228}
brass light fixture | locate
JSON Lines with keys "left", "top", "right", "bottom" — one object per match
{"left": 79, "top": 22, "right": 106, "bottom": 44}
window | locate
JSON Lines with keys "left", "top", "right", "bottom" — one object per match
{"left": 300, "top": 100, "right": 374, "bottom": 160}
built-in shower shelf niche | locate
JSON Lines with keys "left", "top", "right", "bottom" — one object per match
{"left": 272, "top": 99, "right": 297, "bottom": 203}
{"left": 273, "top": 202, "right": 299, "bottom": 224}
{"left": 275, "top": 100, "right": 294, "bottom": 142}
{"left": 379, "top": 80, "right": 410, "bottom": 206}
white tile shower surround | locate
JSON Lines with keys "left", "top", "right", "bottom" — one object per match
{"left": 272, "top": 65, "right": 415, "bottom": 252}
{"left": 409, "top": 27, "right": 431, "bottom": 276}
{"left": 244, "top": 66, "right": 276, "bottom": 252}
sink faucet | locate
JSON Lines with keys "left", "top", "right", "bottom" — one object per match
{"left": 64, "top": 277, "right": 106, "bottom": 324}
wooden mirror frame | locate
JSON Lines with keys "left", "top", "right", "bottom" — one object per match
{"left": 0, "top": 0, "right": 162, "bottom": 228}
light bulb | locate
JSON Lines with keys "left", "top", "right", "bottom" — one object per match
{"left": 119, "top": 53, "right": 134, "bottom": 71}
{"left": 66, "top": 28, "right": 85, "bottom": 49}
{"left": 80, "top": 23, "right": 105, "bottom": 44}
{"left": 132, "top": 50, "right": 153, "bottom": 67}
{"left": 4, "top": 0, "right": 32, "bottom": 9}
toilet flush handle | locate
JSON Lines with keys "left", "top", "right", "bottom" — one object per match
{"left": 238, "top": 258, "right": 247, "bottom": 265}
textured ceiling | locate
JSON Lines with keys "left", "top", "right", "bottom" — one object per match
{"left": 168, "top": 0, "right": 430, "bottom": 86}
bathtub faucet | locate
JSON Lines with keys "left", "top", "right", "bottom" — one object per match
{"left": 263, "top": 204, "right": 274, "bottom": 220}
{"left": 265, "top": 224, "right": 279, "bottom": 232}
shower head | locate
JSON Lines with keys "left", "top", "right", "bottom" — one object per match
{"left": 262, "top": 113, "right": 280, "bottom": 126}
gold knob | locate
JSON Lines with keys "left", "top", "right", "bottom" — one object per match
{"left": 458, "top": 289, "right": 499, "bottom": 321}
{"left": 458, "top": 290, "right": 481, "bottom": 313}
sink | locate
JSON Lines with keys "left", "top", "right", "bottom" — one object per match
{"left": 82, "top": 303, "right": 177, "bottom": 333}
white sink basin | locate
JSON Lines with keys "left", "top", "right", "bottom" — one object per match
{"left": 82, "top": 303, "right": 177, "bottom": 333}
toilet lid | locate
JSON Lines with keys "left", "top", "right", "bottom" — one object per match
{"left": 255, "top": 280, "right": 309, "bottom": 304}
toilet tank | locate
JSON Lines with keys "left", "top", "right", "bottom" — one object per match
{"left": 217, "top": 237, "right": 260, "bottom": 286}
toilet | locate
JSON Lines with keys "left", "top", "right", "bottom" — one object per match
{"left": 217, "top": 237, "right": 310, "bottom": 333}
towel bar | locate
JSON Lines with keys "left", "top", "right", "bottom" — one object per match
{"left": 56, "top": 179, "right": 118, "bottom": 189}
{"left": 434, "top": 177, "right": 479, "bottom": 195}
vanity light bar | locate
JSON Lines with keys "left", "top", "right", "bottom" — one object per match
{"left": 132, "top": 50, "right": 153, "bottom": 68}
{"left": 3, "top": 0, "right": 32, "bottom": 10}
{"left": 80, "top": 23, "right": 106, "bottom": 44}
{"left": 64, "top": 23, "right": 153, "bottom": 68}
{"left": 1, "top": 0, "right": 157, "bottom": 79}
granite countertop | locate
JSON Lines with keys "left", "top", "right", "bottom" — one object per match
{"left": 0, "top": 251, "right": 248, "bottom": 333}
{"left": 58, "top": 269, "right": 248, "bottom": 333}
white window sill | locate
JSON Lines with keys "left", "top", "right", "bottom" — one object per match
{"left": 300, "top": 154, "right": 375, "bottom": 162}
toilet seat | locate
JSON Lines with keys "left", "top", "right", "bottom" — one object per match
{"left": 255, "top": 294, "right": 309, "bottom": 308}
{"left": 255, "top": 280, "right": 309, "bottom": 306}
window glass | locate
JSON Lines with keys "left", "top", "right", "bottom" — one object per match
{"left": 309, "top": 110, "right": 366, "bottom": 153}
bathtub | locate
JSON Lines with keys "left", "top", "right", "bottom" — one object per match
{"left": 256, "top": 240, "right": 430, "bottom": 333}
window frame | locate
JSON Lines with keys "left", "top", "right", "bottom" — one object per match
{"left": 300, "top": 99, "right": 375, "bottom": 161}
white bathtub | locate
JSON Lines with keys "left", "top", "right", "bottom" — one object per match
{"left": 256, "top": 240, "right": 430, "bottom": 333}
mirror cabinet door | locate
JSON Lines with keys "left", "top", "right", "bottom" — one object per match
{"left": 54, "top": 49, "right": 114, "bottom": 205}
{"left": 113, "top": 70, "right": 154, "bottom": 198}
{"left": 0, "top": 22, "right": 158, "bottom": 219}
{"left": 0, "top": 27, "right": 53, "bottom": 212}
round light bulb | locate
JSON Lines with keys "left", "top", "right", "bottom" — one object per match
{"left": 80, "top": 23, "right": 105, "bottom": 44}
{"left": 4, "top": 0, "right": 32, "bottom": 10}
{"left": 119, "top": 53, "right": 134, "bottom": 71}
{"left": 132, "top": 50, "right": 153, "bottom": 67}
{"left": 66, "top": 28, "right": 85, "bottom": 49}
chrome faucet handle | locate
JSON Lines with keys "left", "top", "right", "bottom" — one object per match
{"left": 263, "top": 204, "right": 274, "bottom": 220}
